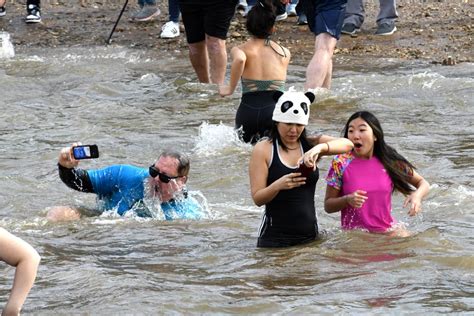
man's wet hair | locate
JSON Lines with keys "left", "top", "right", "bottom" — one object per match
{"left": 160, "top": 150, "right": 190, "bottom": 177}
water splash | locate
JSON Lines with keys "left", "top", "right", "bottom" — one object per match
{"left": 407, "top": 70, "right": 445, "bottom": 89}
{"left": 0, "top": 32, "right": 15, "bottom": 59}
{"left": 188, "top": 190, "right": 215, "bottom": 220}
{"left": 139, "top": 73, "right": 159, "bottom": 82}
{"left": 193, "top": 122, "right": 250, "bottom": 156}
{"left": 453, "top": 184, "right": 474, "bottom": 198}
{"left": 140, "top": 196, "right": 167, "bottom": 220}
{"left": 62, "top": 49, "right": 141, "bottom": 64}
{"left": 307, "top": 86, "right": 334, "bottom": 101}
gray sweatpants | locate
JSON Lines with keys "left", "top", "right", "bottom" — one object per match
{"left": 343, "top": 0, "right": 398, "bottom": 27}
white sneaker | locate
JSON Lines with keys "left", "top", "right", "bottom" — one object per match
{"left": 275, "top": 12, "right": 287, "bottom": 21}
{"left": 160, "top": 21, "right": 180, "bottom": 39}
{"left": 25, "top": 4, "right": 41, "bottom": 23}
{"left": 287, "top": 3, "right": 297, "bottom": 16}
{"left": 236, "top": 0, "right": 247, "bottom": 11}
{"left": 243, "top": 5, "right": 253, "bottom": 17}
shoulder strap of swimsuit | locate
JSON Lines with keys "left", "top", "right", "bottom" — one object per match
{"left": 264, "top": 38, "right": 287, "bottom": 58}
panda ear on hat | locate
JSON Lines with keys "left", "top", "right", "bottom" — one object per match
{"left": 272, "top": 90, "right": 284, "bottom": 102}
{"left": 305, "top": 91, "right": 315, "bottom": 104}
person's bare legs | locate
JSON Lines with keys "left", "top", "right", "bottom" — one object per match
{"left": 188, "top": 41, "right": 210, "bottom": 83}
{"left": 206, "top": 35, "right": 227, "bottom": 84}
{"left": 0, "top": 0, "right": 5, "bottom": 7}
{"left": 304, "top": 33, "right": 338, "bottom": 90}
{"left": 322, "top": 54, "right": 333, "bottom": 88}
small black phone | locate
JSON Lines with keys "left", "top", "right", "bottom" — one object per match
{"left": 72, "top": 145, "right": 99, "bottom": 160}
{"left": 297, "top": 162, "right": 313, "bottom": 177}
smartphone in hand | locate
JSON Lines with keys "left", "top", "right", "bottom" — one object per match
{"left": 72, "top": 145, "right": 99, "bottom": 160}
{"left": 297, "top": 162, "right": 313, "bottom": 177}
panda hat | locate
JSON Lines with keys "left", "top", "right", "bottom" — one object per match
{"left": 272, "top": 89, "right": 316, "bottom": 126}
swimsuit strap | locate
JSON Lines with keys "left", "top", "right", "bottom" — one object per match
{"left": 264, "top": 38, "right": 287, "bottom": 58}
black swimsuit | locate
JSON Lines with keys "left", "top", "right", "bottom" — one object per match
{"left": 235, "top": 88, "right": 282, "bottom": 144}
{"left": 257, "top": 138, "right": 319, "bottom": 247}
{"left": 235, "top": 39, "right": 287, "bottom": 144}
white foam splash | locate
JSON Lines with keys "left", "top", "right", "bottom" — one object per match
{"left": 188, "top": 190, "right": 215, "bottom": 220}
{"left": 97, "top": 209, "right": 122, "bottom": 219}
{"left": 0, "top": 32, "right": 15, "bottom": 59}
{"left": 407, "top": 70, "right": 445, "bottom": 89}
{"left": 63, "top": 50, "right": 141, "bottom": 64}
{"left": 193, "top": 122, "right": 250, "bottom": 156}
{"left": 453, "top": 185, "right": 474, "bottom": 198}
{"left": 139, "top": 73, "right": 159, "bottom": 82}
{"left": 18, "top": 55, "right": 44, "bottom": 62}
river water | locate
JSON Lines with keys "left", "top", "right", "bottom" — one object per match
{"left": 0, "top": 45, "right": 473, "bottom": 314}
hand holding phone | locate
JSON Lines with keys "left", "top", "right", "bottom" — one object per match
{"left": 297, "top": 162, "right": 313, "bottom": 177}
{"left": 72, "top": 145, "right": 99, "bottom": 160}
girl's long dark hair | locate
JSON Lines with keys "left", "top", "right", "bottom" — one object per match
{"left": 267, "top": 122, "right": 308, "bottom": 151}
{"left": 246, "top": 0, "right": 276, "bottom": 39}
{"left": 343, "top": 111, "right": 415, "bottom": 195}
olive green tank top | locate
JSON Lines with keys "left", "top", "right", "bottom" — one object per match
{"left": 241, "top": 79, "right": 285, "bottom": 94}
{"left": 241, "top": 38, "right": 287, "bottom": 94}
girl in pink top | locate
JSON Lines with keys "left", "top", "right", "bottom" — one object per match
{"left": 324, "top": 111, "right": 430, "bottom": 235}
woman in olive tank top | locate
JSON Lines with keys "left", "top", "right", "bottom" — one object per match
{"left": 218, "top": 0, "right": 290, "bottom": 144}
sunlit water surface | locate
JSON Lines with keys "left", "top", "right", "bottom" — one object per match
{"left": 0, "top": 46, "right": 473, "bottom": 314}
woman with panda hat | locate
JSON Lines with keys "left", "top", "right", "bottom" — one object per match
{"left": 249, "top": 90, "right": 353, "bottom": 247}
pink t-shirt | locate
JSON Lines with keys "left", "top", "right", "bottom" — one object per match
{"left": 326, "top": 151, "right": 395, "bottom": 232}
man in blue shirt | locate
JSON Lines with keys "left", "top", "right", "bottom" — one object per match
{"left": 47, "top": 144, "right": 203, "bottom": 221}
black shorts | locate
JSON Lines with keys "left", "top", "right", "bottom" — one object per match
{"left": 300, "top": 0, "right": 346, "bottom": 40}
{"left": 179, "top": 0, "right": 237, "bottom": 44}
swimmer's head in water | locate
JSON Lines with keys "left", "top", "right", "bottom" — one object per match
{"left": 148, "top": 151, "right": 189, "bottom": 202}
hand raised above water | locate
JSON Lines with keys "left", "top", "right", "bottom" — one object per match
{"left": 58, "top": 142, "right": 81, "bottom": 169}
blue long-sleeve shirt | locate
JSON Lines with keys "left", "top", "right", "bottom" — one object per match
{"left": 60, "top": 164, "right": 203, "bottom": 219}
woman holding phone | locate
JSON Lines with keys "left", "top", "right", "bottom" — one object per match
{"left": 249, "top": 90, "right": 353, "bottom": 247}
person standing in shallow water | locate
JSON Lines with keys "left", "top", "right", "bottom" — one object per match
{"left": 219, "top": 0, "right": 290, "bottom": 144}
{"left": 324, "top": 111, "right": 430, "bottom": 236}
{"left": 249, "top": 90, "right": 354, "bottom": 247}
{"left": 178, "top": 0, "right": 237, "bottom": 84}
{"left": 300, "top": 0, "right": 347, "bottom": 90}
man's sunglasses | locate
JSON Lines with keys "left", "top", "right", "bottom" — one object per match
{"left": 149, "top": 165, "right": 180, "bottom": 183}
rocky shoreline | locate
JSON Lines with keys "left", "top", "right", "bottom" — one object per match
{"left": 0, "top": 0, "right": 472, "bottom": 65}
